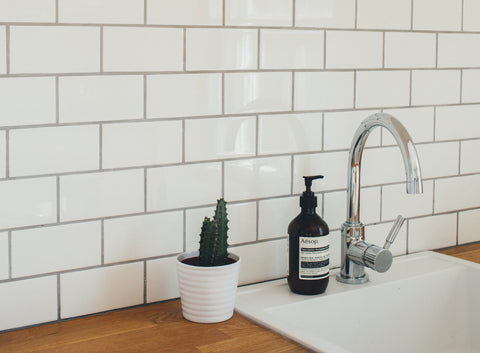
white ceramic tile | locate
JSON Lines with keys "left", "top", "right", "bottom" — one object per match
{"left": 61, "top": 262, "right": 144, "bottom": 318}
{"left": 329, "top": 229, "right": 342, "bottom": 268}
{"left": 12, "top": 222, "right": 101, "bottom": 277}
{"left": 185, "top": 116, "right": 256, "bottom": 162}
{"left": 225, "top": 157, "right": 291, "bottom": 202}
{"left": 416, "top": 142, "right": 459, "bottom": 179}
{"left": 462, "top": 70, "right": 480, "bottom": 104}
{"left": 225, "top": 72, "right": 292, "bottom": 114}
{"left": 147, "top": 0, "right": 221, "bottom": 25}
{"left": 103, "top": 27, "right": 183, "bottom": 72}
{"left": 458, "top": 209, "right": 480, "bottom": 244}
{"left": 226, "top": 202, "right": 257, "bottom": 244}
{"left": 295, "top": 71, "right": 354, "bottom": 111}
{"left": 463, "top": 0, "right": 480, "bottom": 31}
{"left": 411, "top": 70, "right": 460, "bottom": 106}
{"left": 10, "top": 125, "right": 99, "bottom": 177}
{"left": 460, "top": 139, "right": 480, "bottom": 174}
{"left": 326, "top": 31, "right": 383, "bottom": 69}
{"left": 0, "top": 232, "right": 8, "bottom": 280}
{"left": 438, "top": 34, "right": 480, "bottom": 68}
{"left": 103, "top": 121, "right": 182, "bottom": 168}
{"left": 59, "top": 0, "right": 144, "bottom": 24}
{"left": 384, "top": 32, "right": 436, "bottom": 69}
{"left": 295, "top": 0, "right": 355, "bottom": 29}
{"left": 225, "top": 0, "right": 292, "bottom": 26}
{"left": 355, "top": 71, "right": 410, "bottom": 109}
{"left": 0, "top": 26, "right": 5, "bottom": 74}
{"left": 293, "top": 151, "right": 349, "bottom": 193}
{"left": 147, "top": 163, "right": 222, "bottom": 211}
{"left": 59, "top": 75, "right": 143, "bottom": 123}
{"left": 0, "top": 131, "right": 6, "bottom": 179}
{"left": 258, "top": 196, "right": 298, "bottom": 240}
{"left": 104, "top": 212, "right": 183, "bottom": 263}
{"left": 258, "top": 113, "right": 323, "bottom": 155}
{"left": 408, "top": 214, "right": 457, "bottom": 253}
{"left": 0, "top": 177, "right": 56, "bottom": 229}
{"left": 382, "top": 107, "right": 435, "bottom": 145}
{"left": 146, "top": 256, "right": 179, "bottom": 303}
{"left": 0, "top": 77, "right": 55, "bottom": 126}
{"left": 260, "top": 29, "right": 324, "bottom": 69}
{"left": 361, "top": 146, "right": 408, "bottom": 187}
{"left": 413, "top": 0, "right": 462, "bottom": 31}
{"left": 185, "top": 205, "right": 214, "bottom": 251}
{"left": 60, "top": 170, "right": 144, "bottom": 222}
{"left": 147, "top": 73, "right": 222, "bottom": 119}
{"left": 436, "top": 104, "right": 480, "bottom": 141}
{"left": 10, "top": 26, "right": 100, "bottom": 74}
{"left": 0, "top": 0, "right": 55, "bottom": 22}
{"left": 357, "top": 0, "right": 411, "bottom": 29}
{"left": 323, "top": 110, "right": 380, "bottom": 151}
{"left": 365, "top": 221, "right": 407, "bottom": 257}
{"left": 435, "top": 174, "right": 480, "bottom": 213}
{"left": 186, "top": 28, "right": 257, "bottom": 71}
{"left": 381, "top": 180, "right": 434, "bottom": 221}
{"left": 0, "top": 276, "right": 57, "bottom": 331}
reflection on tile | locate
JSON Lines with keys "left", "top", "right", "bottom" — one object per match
{"left": 225, "top": 0, "right": 292, "bottom": 26}
{"left": 295, "top": 0, "right": 355, "bottom": 29}
{"left": 147, "top": 0, "right": 222, "bottom": 25}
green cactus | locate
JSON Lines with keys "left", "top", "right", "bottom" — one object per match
{"left": 198, "top": 199, "right": 229, "bottom": 266}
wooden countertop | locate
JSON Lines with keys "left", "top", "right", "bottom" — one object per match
{"left": 1, "top": 243, "right": 479, "bottom": 353}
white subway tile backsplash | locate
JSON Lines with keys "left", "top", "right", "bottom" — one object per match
{"left": 12, "top": 222, "right": 101, "bottom": 277}
{"left": 0, "top": 26, "right": 5, "bottom": 75}
{"left": 460, "top": 140, "right": 480, "bottom": 174}
{"left": 59, "top": 75, "right": 143, "bottom": 123}
{"left": 225, "top": 72, "right": 292, "bottom": 114}
{"left": 361, "top": 146, "right": 405, "bottom": 186}
{"left": 295, "top": 71, "right": 354, "bottom": 111}
{"left": 435, "top": 174, "right": 480, "bottom": 213}
{"left": 260, "top": 29, "right": 324, "bottom": 70}
{"left": 384, "top": 32, "right": 436, "bottom": 69}
{"left": 146, "top": 257, "right": 179, "bottom": 303}
{"left": 225, "top": 0, "right": 292, "bottom": 26}
{"left": 60, "top": 170, "right": 144, "bottom": 222}
{"left": 355, "top": 71, "right": 410, "bottom": 108}
{"left": 103, "top": 27, "right": 183, "bottom": 72}
{"left": 61, "top": 262, "right": 144, "bottom": 318}
{"left": 463, "top": 0, "right": 480, "bottom": 31}
{"left": 295, "top": 0, "right": 355, "bottom": 29}
{"left": 0, "top": 0, "right": 55, "bottom": 22}
{"left": 326, "top": 31, "right": 383, "bottom": 69}
{"left": 416, "top": 142, "right": 459, "bottom": 179}
{"left": 258, "top": 196, "right": 298, "bottom": 240}
{"left": 408, "top": 214, "right": 457, "bottom": 253}
{"left": 413, "top": 0, "right": 462, "bottom": 31}
{"left": 185, "top": 116, "right": 256, "bottom": 162}
{"left": 436, "top": 105, "right": 480, "bottom": 141}
{"left": 104, "top": 212, "right": 183, "bottom": 263}
{"left": 10, "top": 26, "right": 100, "bottom": 74}
{"left": 0, "top": 232, "right": 8, "bottom": 280}
{"left": 258, "top": 113, "right": 323, "bottom": 155}
{"left": 438, "top": 34, "right": 480, "bottom": 68}
{"left": 411, "top": 70, "right": 460, "bottom": 106}
{"left": 382, "top": 107, "right": 435, "bottom": 144}
{"left": 186, "top": 29, "right": 257, "bottom": 71}
{"left": 462, "top": 70, "right": 480, "bottom": 104}
{"left": 357, "top": 0, "right": 411, "bottom": 30}
{"left": 458, "top": 209, "right": 480, "bottom": 244}
{"left": 102, "top": 121, "right": 182, "bottom": 168}
{"left": 147, "top": 0, "right": 222, "bottom": 25}
{"left": 59, "top": 0, "right": 144, "bottom": 24}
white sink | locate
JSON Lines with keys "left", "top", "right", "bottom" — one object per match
{"left": 235, "top": 252, "right": 480, "bottom": 353}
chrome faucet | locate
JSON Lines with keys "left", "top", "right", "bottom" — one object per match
{"left": 336, "top": 113, "right": 423, "bottom": 284}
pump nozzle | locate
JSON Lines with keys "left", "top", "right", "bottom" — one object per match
{"left": 300, "top": 175, "right": 324, "bottom": 210}
{"left": 303, "top": 175, "right": 324, "bottom": 192}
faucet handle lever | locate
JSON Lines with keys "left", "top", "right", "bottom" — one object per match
{"left": 383, "top": 215, "right": 405, "bottom": 250}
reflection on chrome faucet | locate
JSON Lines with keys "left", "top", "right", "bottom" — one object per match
{"left": 336, "top": 113, "right": 423, "bottom": 284}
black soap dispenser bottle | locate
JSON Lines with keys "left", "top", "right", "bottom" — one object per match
{"left": 288, "top": 175, "right": 330, "bottom": 295}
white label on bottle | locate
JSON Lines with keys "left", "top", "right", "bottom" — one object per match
{"left": 299, "top": 235, "right": 329, "bottom": 280}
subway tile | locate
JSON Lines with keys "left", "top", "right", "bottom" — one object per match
{"left": 460, "top": 139, "right": 480, "bottom": 174}
{"left": 10, "top": 125, "right": 99, "bottom": 177}
{"left": 104, "top": 212, "right": 183, "bottom": 264}
{"left": 458, "top": 209, "right": 480, "bottom": 244}
{"left": 258, "top": 113, "right": 323, "bottom": 155}
{"left": 463, "top": 0, "right": 480, "bottom": 31}
{"left": 12, "top": 222, "right": 101, "bottom": 277}
{"left": 326, "top": 31, "right": 383, "bottom": 69}
{"left": 61, "top": 262, "right": 144, "bottom": 318}
{"left": 438, "top": 34, "right": 480, "bottom": 68}
{"left": 10, "top": 26, "right": 100, "bottom": 74}
{"left": 0, "top": 177, "right": 56, "bottom": 229}
{"left": 416, "top": 142, "right": 459, "bottom": 179}
{"left": 186, "top": 28, "right": 257, "bottom": 71}
{"left": 384, "top": 32, "right": 436, "bottom": 69}
{"left": 0, "top": 26, "right": 5, "bottom": 74}
{"left": 365, "top": 221, "right": 407, "bottom": 257}
{"left": 355, "top": 71, "right": 410, "bottom": 108}
{"left": 413, "top": 0, "right": 462, "bottom": 31}
{"left": 382, "top": 107, "right": 435, "bottom": 144}
{"left": 185, "top": 116, "right": 256, "bottom": 162}
{"left": 58, "top": 0, "right": 144, "bottom": 24}
{"left": 225, "top": 72, "right": 292, "bottom": 114}
{"left": 295, "top": 0, "right": 355, "bottom": 29}
{"left": 435, "top": 104, "right": 480, "bottom": 141}
{"left": 103, "top": 27, "right": 183, "bottom": 72}
{"left": 408, "top": 214, "right": 457, "bottom": 253}
{"left": 225, "top": 0, "right": 292, "bottom": 26}
{"left": 258, "top": 196, "right": 298, "bottom": 240}
{"left": 435, "top": 174, "right": 480, "bottom": 213}
{"left": 60, "top": 170, "right": 144, "bottom": 222}
{"left": 59, "top": 75, "right": 143, "bottom": 123}
{"left": 147, "top": 163, "right": 222, "bottom": 211}
{"left": 361, "top": 146, "right": 407, "bottom": 187}
{"left": 0, "top": 77, "right": 56, "bottom": 126}
{"left": 103, "top": 120, "right": 182, "bottom": 168}
{"left": 225, "top": 156, "right": 291, "bottom": 201}
{"left": 357, "top": 0, "right": 411, "bottom": 30}
{"left": 0, "top": 0, "right": 55, "bottom": 22}
{"left": 146, "top": 257, "right": 179, "bottom": 303}
{"left": 411, "top": 70, "right": 460, "bottom": 106}
{"left": 260, "top": 29, "right": 324, "bottom": 69}
{"left": 147, "top": 73, "right": 222, "bottom": 119}
{"left": 462, "top": 70, "right": 480, "bottom": 104}
{"left": 147, "top": 0, "right": 222, "bottom": 25}
{"left": 0, "top": 232, "right": 7, "bottom": 280}
{"left": 0, "top": 276, "right": 57, "bottom": 331}
{"left": 295, "top": 71, "right": 354, "bottom": 111}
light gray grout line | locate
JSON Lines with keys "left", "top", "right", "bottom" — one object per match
{"left": 410, "top": 0, "right": 414, "bottom": 30}
{"left": 353, "top": 70, "right": 357, "bottom": 108}
{"left": 5, "top": 129, "right": 9, "bottom": 178}
{"left": 354, "top": 0, "right": 358, "bottom": 29}
{"left": 321, "top": 112, "right": 325, "bottom": 151}
{"left": 144, "top": 168, "right": 147, "bottom": 212}
{"left": 182, "top": 28, "right": 186, "bottom": 71}
{"left": 255, "top": 114, "right": 259, "bottom": 156}
{"left": 290, "top": 155, "right": 294, "bottom": 195}
{"left": 458, "top": 140, "right": 462, "bottom": 175}
{"left": 433, "top": 106, "right": 437, "bottom": 141}
{"left": 57, "top": 274, "right": 61, "bottom": 320}
{"left": 56, "top": 176, "right": 60, "bottom": 222}
{"left": 461, "top": 0, "right": 464, "bottom": 32}
{"left": 257, "top": 29, "right": 260, "bottom": 69}
{"left": 100, "top": 25, "right": 103, "bottom": 72}
{"left": 55, "top": 76, "right": 60, "bottom": 123}
{"left": 55, "top": 0, "right": 59, "bottom": 23}
{"left": 101, "top": 219, "right": 105, "bottom": 265}
{"left": 99, "top": 124, "right": 103, "bottom": 169}
{"left": 221, "top": 73, "right": 225, "bottom": 115}
{"left": 143, "top": 261, "right": 147, "bottom": 304}
{"left": 456, "top": 211, "right": 460, "bottom": 245}
{"left": 323, "top": 30, "right": 327, "bottom": 69}
{"left": 432, "top": 178, "right": 436, "bottom": 215}
{"left": 221, "top": 161, "right": 225, "bottom": 198}
{"left": 255, "top": 200, "right": 259, "bottom": 241}
{"left": 5, "top": 25, "right": 9, "bottom": 74}
{"left": 405, "top": 219, "right": 409, "bottom": 254}
{"left": 143, "top": 74, "right": 147, "bottom": 119}
{"left": 144, "top": 0, "right": 147, "bottom": 25}
{"left": 291, "top": 71, "right": 295, "bottom": 110}
{"left": 459, "top": 69, "right": 463, "bottom": 104}
{"left": 409, "top": 70, "right": 413, "bottom": 106}
{"left": 222, "top": 0, "right": 226, "bottom": 27}
{"left": 292, "top": 0, "right": 296, "bottom": 27}
{"left": 182, "top": 209, "right": 186, "bottom": 252}
{"left": 382, "top": 31, "right": 385, "bottom": 69}
{"left": 7, "top": 231, "right": 12, "bottom": 279}
{"left": 379, "top": 185, "right": 383, "bottom": 221}
{"left": 435, "top": 33, "right": 439, "bottom": 68}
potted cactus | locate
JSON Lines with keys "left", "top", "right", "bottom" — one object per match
{"left": 176, "top": 199, "right": 241, "bottom": 323}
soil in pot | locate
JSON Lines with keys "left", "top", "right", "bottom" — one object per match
{"left": 181, "top": 256, "right": 237, "bottom": 266}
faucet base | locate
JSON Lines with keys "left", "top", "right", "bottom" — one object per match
{"left": 335, "top": 271, "right": 369, "bottom": 284}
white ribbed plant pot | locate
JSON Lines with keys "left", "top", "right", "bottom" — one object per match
{"left": 176, "top": 251, "right": 241, "bottom": 324}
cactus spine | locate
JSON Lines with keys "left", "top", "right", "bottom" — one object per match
{"left": 198, "top": 199, "right": 229, "bottom": 266}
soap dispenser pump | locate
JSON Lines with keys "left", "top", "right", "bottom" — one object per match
{"left": 288, "top": 175, "right": 330, "bottom": 295}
